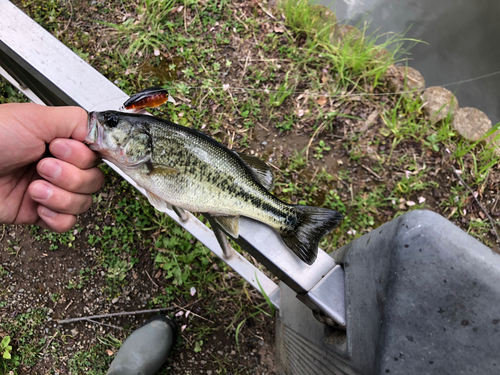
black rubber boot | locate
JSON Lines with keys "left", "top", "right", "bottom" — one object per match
{"left": 106, "top": 315, "right": 177, "bottom": 375}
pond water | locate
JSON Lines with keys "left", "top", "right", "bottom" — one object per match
{"left": 324, "top": 0, "right": 500, "bottom": 125}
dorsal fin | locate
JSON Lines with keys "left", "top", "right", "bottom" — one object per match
{"left": 236, "top": 152, "right": 275, "bottom": 191}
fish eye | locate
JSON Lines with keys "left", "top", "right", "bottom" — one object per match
{"left": 104, "top": 112, "right": 120, "bottom": 128}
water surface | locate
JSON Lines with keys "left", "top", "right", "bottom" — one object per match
{"left": 326, "top": 0, "right": 500, "bottom": 124}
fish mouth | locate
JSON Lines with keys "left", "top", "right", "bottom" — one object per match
{"left": 85, "top": 112, "right": 103, "bottom": 149}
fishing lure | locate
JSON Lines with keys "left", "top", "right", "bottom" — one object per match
{"left": 121, "top": 87, "right": 176, "bottom": 110}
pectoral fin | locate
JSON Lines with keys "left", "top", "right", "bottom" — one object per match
{"left": 212, "top": 215, "right": 240, "bottom": 238}
{"left": 146, "top": 162, "right": 177, "bottom": 176}
{"left": 146, "top": 191, "right": 171, "bottom": 212}
{"left": 236, "top": 152, "right": 275, "bottom": 191}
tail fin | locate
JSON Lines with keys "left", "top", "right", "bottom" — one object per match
{"left": 282, "top": 206, "right": 343, "bottom": 265}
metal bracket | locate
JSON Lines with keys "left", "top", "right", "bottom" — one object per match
{"left": 0, "top": 0, "right": 346, "bottom": 327}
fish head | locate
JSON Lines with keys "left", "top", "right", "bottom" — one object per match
{"left": 86, "top": 111, "right": 151, "bottom": 168}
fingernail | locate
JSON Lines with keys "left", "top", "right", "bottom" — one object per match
{"left": 38, "top": 159, "right": 62, "bottom": 179}
{"left": 40, "top": 206, "right": 57, "bottom": 219}
{"left": 51, "top": 140, "right": 71, "bottom": 159}
{"left": 32, "top": 182, "right": 52, "bottom": 201}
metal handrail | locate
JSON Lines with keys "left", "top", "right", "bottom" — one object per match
{"left": 0, "top": 0, "right": 346, "bottom": 327}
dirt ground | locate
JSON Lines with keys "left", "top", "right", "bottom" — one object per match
{"left": 1, "top": 212, "right": 277, "bottom": 374}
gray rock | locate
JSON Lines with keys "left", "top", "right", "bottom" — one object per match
{"left": 421, "top": 86, "right": 459, "bottom": 123}
{"left": 452, "top": 107, "right": 491, "bottom": 141}
{"left": 387, "top": 65, "right": 425, "bottom": 94}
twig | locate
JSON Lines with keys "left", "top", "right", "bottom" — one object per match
{"left": 451, "top": 168, "right": 500, "bottom": 243}
{"left": 239, "top": 51, "right": 251, "bottom": 84}
{"left": 492, "top": 191, "right": 500, "bottom": 213}
{"left": 87, "top": 318, "right": 123, "bottom": 330}
{"left": 198, "top": 90, "right": 211, "bottom": 112}
{"left": 257, "top": 122, "right": 269, "bottom": 131}
{"left": 173, "top": 303, "right": 213, "bottom": 323}
{"left": 0, "top": 225, "right": 5, "bottom": 242}
{"left": 43, "top": 331, "right": 59, "bottom": 353}
{"left": 257, "top": 3, "right": 276, "bottom": 20}
{"left": 62, "top": 0, "right": 73, "bottom": 33}
{"left": 15, "top": 245, "right": 22, "bottom": 258}
{"left": 228, "top": 90, "right": 241, "bottom": 114}
{"left": 311, "top": 166, "right": 320, "bottom": 182}
{"left": 145, "top": 270, "right": 159, "bottom": 288}
{"left": 233, "top": 12, "right": 249, "bottom": 31}
{"left": 337, "top": 177, "right": 350, "bottom": 190}
{"left": 305, "top": 123, "right": 326, "bottom": 160}
{"left": 267, "top": 162, "right": 283, "bottom": 172}
{"left": 58, "top": 307, "right": 173, "bottom": 324}
{"left": 361, "top": 164, "right": 383, "bottom": 180}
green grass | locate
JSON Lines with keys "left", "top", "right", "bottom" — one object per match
{"left": 99, "top": 0, "right": 177, "bottom": 55}
{"left": 280, "top": 0, "right": 416, "bottom": 91}
{"left": 0, "top": 308, "right": 48, "bottom": 371}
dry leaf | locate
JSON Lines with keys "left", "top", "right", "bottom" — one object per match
{"left": 106, "top": 349, "right": 115, "bottom": 356}
{"left": 316, "top": 96, "right": 327, "bottom": 107}
{"left": 321, "top": 75, "right": 328, "bottom": 83}
{"left": 274, "top": 26, "right": 285, "bottom": 33}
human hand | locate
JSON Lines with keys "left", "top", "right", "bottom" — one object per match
{"left": 0, "top": 103, "right": 103, "bottom": 232}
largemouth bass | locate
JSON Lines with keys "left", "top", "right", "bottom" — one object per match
{"left": 85, "top": 111, "right": 343, "bottom": 265}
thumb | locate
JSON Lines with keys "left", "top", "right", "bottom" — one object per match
{"left": 20, "top": 103, "right": 89, "bottom": 142}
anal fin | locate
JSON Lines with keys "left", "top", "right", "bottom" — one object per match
{"left": 212, "top": 215, "right": 240, "bottom": 238}
{"left": 205, "top": 214, "right": 235, "bottom": 259}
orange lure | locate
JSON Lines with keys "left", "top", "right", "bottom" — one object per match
{"left": 121, "top": 87, "right": 176, "bottom": 110}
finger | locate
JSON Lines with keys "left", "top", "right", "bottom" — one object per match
{"left": 37, "top": 206, "right": 77, "bottom": 233}
{"left": 49, "top": 139, "right": 101, "bottom": 170}
{"left": 16, "top": 103, "right": 89, "bottom": 142}
{"left": 28, "top": 180, "right": 92, "bottom": 215}
{"left": 37, "top": 158, "right": 103, "bottom": 194}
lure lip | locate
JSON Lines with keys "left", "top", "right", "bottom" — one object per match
{"left": 167, "top": 94, "right": 176, "bottom": 105}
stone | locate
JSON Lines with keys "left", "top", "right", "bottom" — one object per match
{"left": 332, "top": 24, "right": 362, "bottom": 45}
{"left": 387, "top": 65, "right": 425, "bottom": 94}
{"left": 421, "top": 86, "right": 459, "bottom": 123}
{"left": 452, "top": 107, "right": 491, "bottom": 141}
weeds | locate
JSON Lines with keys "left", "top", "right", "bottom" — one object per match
{"left": 100, "top": 0, "right": 176, "bottom": 55}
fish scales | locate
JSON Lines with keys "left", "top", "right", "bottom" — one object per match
{"left": 140, "top": 119, "right": 296, "bottom": 231}
{"left": 86, "top": 110, "right": 343, "bottom": 265}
